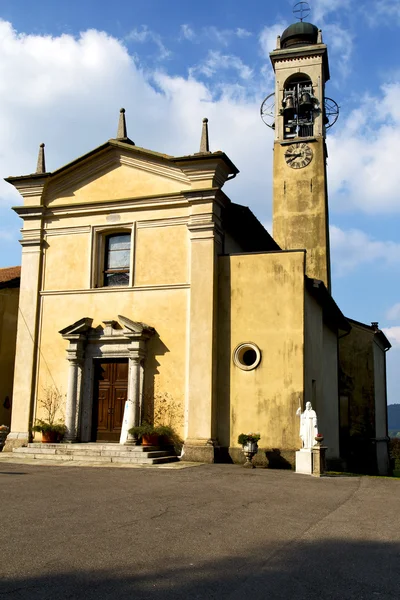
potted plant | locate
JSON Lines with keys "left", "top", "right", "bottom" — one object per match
{"left": 238, "top": 432, "right": 261, "bottom": 468}
{"left": 32, "top": 385, "right": 67, "bottom": 443}
{"left": 32, "top": 420, "right": 67, "bottom": 443}
{"left": 128, "top": 422, "right": 175, "bottom": 446}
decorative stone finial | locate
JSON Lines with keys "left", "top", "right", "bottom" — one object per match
{"left": 115, "top": 107, "right": 135, "bottom": 145}
{"left": 117, "top": 108, "right": 127, "bottom": 139}
{"left": 199, "top": 117, "right": 211, "bottom": 153}
{"left": 36, "top": 143, "right": 46, "bottom": 174}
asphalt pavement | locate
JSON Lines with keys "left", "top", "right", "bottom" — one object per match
{"left": 1, "top": 462, "right": 399, "bottom": 599}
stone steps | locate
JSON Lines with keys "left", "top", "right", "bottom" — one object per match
{"left": 11, "top": 443, "right": 178, "bottom": 465}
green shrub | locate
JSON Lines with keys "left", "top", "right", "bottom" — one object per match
{"left": 32, "top": 420, "right": 67, "bottom": 435}
{"left": 238, "top": 433, "right": 261, "bottom": 445}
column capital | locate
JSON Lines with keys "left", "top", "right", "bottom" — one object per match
{"left": 66, "top": 353, "right": 84, "bottom": 364}
{"left": 128, "top": 348, "right": 147, "bottom": 362}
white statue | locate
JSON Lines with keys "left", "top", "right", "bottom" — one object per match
{"left": 296, "top": 401, "right": 318, "bottom": 449}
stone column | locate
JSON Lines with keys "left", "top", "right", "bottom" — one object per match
{"left": 6, "top": 221, "right": 44, "bottom": 450}
{"left": 65, "top": 358, "right": 81, "bottom": 442}
{"left": 123, "top": 355, "right": 141, "bottom": 444}
{"left": 139, "top": 360, "right": 145, "bottom": 424}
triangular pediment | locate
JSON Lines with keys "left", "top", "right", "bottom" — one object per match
{"left": 59, "top": 317, "right": 93, "bottom": 337}
{"left": 44, "top": 142, "right": 192, "bottom": 206}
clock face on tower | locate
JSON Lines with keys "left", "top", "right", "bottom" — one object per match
{"left": 284, "top": 143, "right": 313, "bottom": 169}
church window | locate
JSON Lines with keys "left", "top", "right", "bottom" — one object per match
{"left": 103, "top": 233, "right": 131, "bottom": 287}
{"left": 233, "top": 343, "right": 261, "bottom": 371}
{"left": 282, "top": 75, "right": 315, "bottom": 139}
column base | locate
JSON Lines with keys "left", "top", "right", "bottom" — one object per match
{"left": 182, "top": 439, "right": 218, "bottom": 463}
{"left": 3, "top": 432, "right": 29, "bottom": 452}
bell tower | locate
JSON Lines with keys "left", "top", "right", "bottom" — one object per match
{"left": 267, "top": 17, "right": 335, "bottom": 292}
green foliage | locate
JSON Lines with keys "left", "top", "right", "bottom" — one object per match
{"left": 32, "top": 385, "right": 66, "bottom": 440}
{"left": 128, "top": 421, "right": 174, "bottom": 438}
{"left": 238, "top": 432, "right": 261, "bottom": 445}
{"left": 32, "top": 420, "right": 67, "bottom": 435}
{"left": 390, "top": 438, "right": 400, "bottom": 459}
{"left": 390, "top": 438, "right": 400, "bottom": 475}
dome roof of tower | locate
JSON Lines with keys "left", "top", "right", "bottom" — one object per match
{"left": 280, "top": 22, "right": 319, "bottom": 49}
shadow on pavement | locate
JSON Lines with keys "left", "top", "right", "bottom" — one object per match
{"left": 2, "top": 538, "right": 400, "bottom": 600}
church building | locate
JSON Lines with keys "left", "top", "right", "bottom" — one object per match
{"left": 3, "top": 18, "right": 391, "bottom": 473}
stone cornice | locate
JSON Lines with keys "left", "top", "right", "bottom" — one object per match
{"left": 40, "top": 283, "right": 190, "bottom": 296}
{"left": 41, "top": 193, "right": 189, "bottom": 217}
{"left": 270, "top": 44, "right": 330, "bottom": 80}
{"left": 13, "top": 206, "right": 46, "bottom": 219}
{"left": 19, "top": 229, "right": 43, "bottom": 247}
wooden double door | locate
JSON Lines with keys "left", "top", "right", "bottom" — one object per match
{"left": 92, "top": 359, "right": 128, "bottom": 442}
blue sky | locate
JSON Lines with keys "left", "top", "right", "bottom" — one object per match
{"left": 0, "top": 0, "right": 399, "bottom": 403}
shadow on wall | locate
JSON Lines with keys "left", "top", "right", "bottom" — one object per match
{"left": 2, "top": 538, "right": 399, "bottom": 599}
{"left": 142, "top": 332, "right": 169, "bottom": 422}
{"left": 216, "top": 256, "right": 232, "bottom": 449}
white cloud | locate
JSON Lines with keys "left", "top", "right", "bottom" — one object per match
{"left": 0, "top": 19, "right": 273, "bottom": 254}
{"left": 125, "top": 26, "right": 170, "bottom": 60}
{"left": 313, "top": 0, "right": 351, "bottom": 23}
{"left": 382, "top": 326, "right": 400, "bottom": 349}
{"left": 328, "top": 82, "right": 400, "bottom": 214}
{"left": 202, "top": 26, "right": 253, "bottom": 47}
{"left": 259, "top": 22, "right": 287, "bottom": 56}
{"left": 190, "top": 50, "right": 253, "bottom": 80}
{"left": 180, "top": 24, "right": 195, "bottom": 41}
{"left": 322, "top": 24, "right": 353, "bottom": 76}
{"left": 387, "top": 303, "right": 400, "bottom": 321}
{"left": 236, "top": 28, "right": 252, "bottom": 39}
{"left": 375, "top": 0, "right": 400, "bottom": 23}
{"left": 330, "top": 225, "right": 400, "bottom": 276}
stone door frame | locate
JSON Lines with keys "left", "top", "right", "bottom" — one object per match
{"left": 59, "top": 316, "right": 155, "bottom": 443}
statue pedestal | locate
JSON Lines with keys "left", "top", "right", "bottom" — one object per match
{"left": 312, "top": 444, "right": 327, "bottom": 477}
{"left": 295, "top": 449, "right": 312, "bottom": 475}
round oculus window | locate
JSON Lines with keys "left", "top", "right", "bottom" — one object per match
{"left": 233, "top": 343, "right": 261, "bottom": 371}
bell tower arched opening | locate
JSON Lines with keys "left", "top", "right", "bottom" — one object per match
{"left": 282, "top": 74, "right": 316, "bottom": 139}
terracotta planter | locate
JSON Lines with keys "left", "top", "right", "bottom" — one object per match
{"left": 141, "top": 433, "right": 159, "bottom": 446}
{"left": 42, "top": 430, "right": 58, "bottom": 443}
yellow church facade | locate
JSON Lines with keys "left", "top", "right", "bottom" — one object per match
{"left": 4, "top": 19, "right": 391, "bottom": 473}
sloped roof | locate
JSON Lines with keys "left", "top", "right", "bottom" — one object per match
{"left": 347, "top": 317, "right": 391, "bottom": 351}
{"left": 0, "top": 266, "right": 21, "bottom": 288}
{"left": 5, "top": 139, "right": 238, "bottom": 184}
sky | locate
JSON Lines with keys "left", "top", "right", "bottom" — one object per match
{"left": 0, "top": 0, "right": 399, "bottom": 403}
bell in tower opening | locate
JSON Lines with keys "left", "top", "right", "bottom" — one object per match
{"left": 282, "top": 75, "right": 316, "bottom": 139}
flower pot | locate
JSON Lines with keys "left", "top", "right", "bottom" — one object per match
{"left": 242, "top": 441, "right": 258, "bottom": 468}
{"left": 142, "top": 433, "right": 159, "bottom": 446}
{"left": 42, "top": 430, "right": 58, "bottom": 443}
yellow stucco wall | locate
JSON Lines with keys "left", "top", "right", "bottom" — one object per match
{"left": 8, "top": 144, "right": 235, "bottom": 452}
{"left": 35, "top": 288, "right": 188, "bottom": 437}
{"left": 0, "top": 288, "right": 19, "bottom": 427}
{"left": 135, "top": 225, "right": 188, "bottom": 286}
{"left": 273, "top": 138, "right": 330, "bottom": 289}
{"left": 45, "top": 154, "right": 192, "bottom": 206}
{"left": 44, "top": 233, "right": 89, "bottom": 291}
{"left": 217, "top": 250, "right": 306, "bottom": 451}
